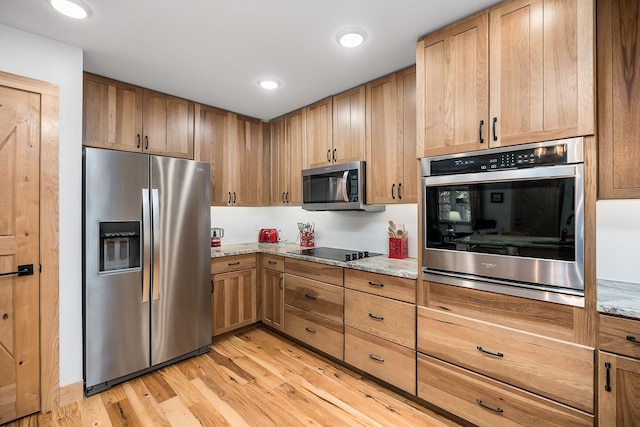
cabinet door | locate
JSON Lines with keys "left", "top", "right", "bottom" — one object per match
{"left": 195, "top": 104, "right": 232, "bottom": 206}
{"left": 142, "top": 89, "right": 194, "bottom": 159}
{"left": 398, "top": 66, "right": 418, "bottom": 203}
{"left": 416, "top": 13, "right": 489, "bottom": 157}
{"left": 597, "top": 0, "right": 640, "bottom": 199}
{"left": 332, "top": 85, "right": 365, "bottom": 164}
{"left": 269, "top": 116, "right": 286, "bottom": 205}
{"left": 489, "top": 0, "right": 594, "bottom": 147}
{"left": 366, "top": 74, "right": 399, "bottom": 205}
{"left": 261, "top": 268, "right": 284, "bottom": 331}
{"left": 211, "top": 269, "right": 257, "bottom": 336}
{"left": 285, "top": 109, "right": 305, "bottom": 205}
{"left": 598, "top": 351, "right": 640, "bottom": 427}
{"left": 233, "top": 116, "right": 266, "bottom": 206}
{"left": 83, "top": 73, "right": 142, "bottom": 152}
{"left": 305, "top": 97, "right": 333, "bottom": 168}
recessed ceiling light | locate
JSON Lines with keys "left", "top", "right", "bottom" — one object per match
{"left": 50, "top": 0, "right": 89, "bottom": 19}
{"left": 337, "top": 28, "right": 367, "bottom": 48}
{"left": 258, "top": 78, "right": 280, "bottom": 90}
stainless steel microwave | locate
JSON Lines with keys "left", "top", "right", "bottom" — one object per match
{"left": 302, "top": 161, "right": 384, "bottom": 211}
{"left": 421, "top": 137, "right": 585, "bottom": 307}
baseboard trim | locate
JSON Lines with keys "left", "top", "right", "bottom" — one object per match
{"left": 59, "top": 381, "right": 84, "bottom": 407}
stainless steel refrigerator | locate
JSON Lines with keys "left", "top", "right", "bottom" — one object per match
{"left": 83, "top": 148, "right": 211, "bottom": 396}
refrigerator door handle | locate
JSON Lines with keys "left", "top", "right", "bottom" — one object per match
{"left": 142, "top": 189, "right": 151, "bottom": 303}
{"left": 151, "top": 189, "right": 160, "bottom": 301}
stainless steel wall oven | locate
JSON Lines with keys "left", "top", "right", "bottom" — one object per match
{"left": 421, "top": 138, "right": 584, "bottom": 307}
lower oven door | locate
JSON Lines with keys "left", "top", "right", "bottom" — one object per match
{"left": 422, "top": 164, "right": 584, "bottom": 306}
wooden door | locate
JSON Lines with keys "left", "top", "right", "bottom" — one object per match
{"left": 398, "top": 66, "right": 418, "bottom": 203}
{"left": 489, "top": 0, "right": 594, "bottom": 147}
{"left": 142, "top": 90, "right": 194, "bottom": 159}
{"left": 598, "top": 351, "right": 640, "bottom": 426}
{"left": 416, "top": 13, "right": 489, "bottom": 157}
{"left": 83, "top": 73, "right": 142, "bottom": 152}
{"left": 597, "top": 0, "right": 640, "bottom": 199}
{"left": 261, "top": 269, "right": 284, "bottom": 331}
{"left": 366, "top": 74, "right": 399, "bottom": 205}
{"left": 0, "top": 85, "right": 41, "bottom": 424}
{"left": 304, "top": 98, "right": 333, "bottom": 168}
{"left": 211, "top": 269, "right": 257, "bottom": 336}
{"left": 285, "top": 109, "right": 305, "bottom": 205}
{"left": 269, "top": 117, "right": 286, "bottom": 205}
{"left": 195, "top": 104, "right": 232, "bottom": 206}
{"left": 332, "top": 86, "right": 365, "bottom": 164}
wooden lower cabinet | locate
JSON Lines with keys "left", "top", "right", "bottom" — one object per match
{"left": 345, "top": 327, "right": 415, "bottom": 394}
{"left": 211, "top": 255, "right": 258, "bottom": 336}
{"left": 598, "top": 351, "right": 640, "bottom": 427}
{"left": 284, "top": 305, "right": 343, "bottom": 360}
{"left": 261, "top": 255, "right": 285, "bottom": 331}
{"left": 417, "top": 354, "right": 594, "bottom": 427}
{"left": 284, "top": 274, "right": 344, "bottom": 323}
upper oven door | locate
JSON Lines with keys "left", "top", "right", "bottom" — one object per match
{"left": 422, "top": 164, "right": 584, "bottom": 293}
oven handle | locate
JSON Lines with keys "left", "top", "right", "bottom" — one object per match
{"left": 423, "top": 164, "right": 578, "bottom": 186}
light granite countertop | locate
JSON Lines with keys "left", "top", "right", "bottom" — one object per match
{"left": 598, "top": 279, "right": 640, "bottom": 320}
{"left": 211, "top": 242, "right": 419, "bottom": 279}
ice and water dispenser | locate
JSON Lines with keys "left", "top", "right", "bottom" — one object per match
{"left": 99, "top": 221, "right": 141, "bottom": 272}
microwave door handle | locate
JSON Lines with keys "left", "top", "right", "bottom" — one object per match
{"left": 142, "top": 189, "right": 151, "bottom": 303}
{"left": 341, "top": 171, "right": 350, "bottom": 202}
{"left": 151, "top": 189, "right": 160, "bottom": 301}
{"left": 424, "top": 164, "right": 578, "bottom": 186}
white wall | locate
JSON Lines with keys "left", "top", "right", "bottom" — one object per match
{"left": 596, "top": 200, "right": 640, "bottom": 283}
{"left": 212, "top": 204, "right": 420, "bottom": 257}
{"left": 0, "top": 24, "right": 84, "bottom": 386}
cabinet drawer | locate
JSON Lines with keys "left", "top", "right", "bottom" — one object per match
{"left": 285, "top": 274, "right": 344, "bottom": 323}
{"left": 417, "top": 354, "right": 594, "bottom": 427}
{"left": 285, "top": 305, "right": 343, "bottom": 360}
{"left": 598, "top": 314, "right": 640, "bottom": 359}
{"left": 285, "top": 258, "right": 343, "bottom": 286}
{"left": 417, "top": 307, "right": 594, "bottom": 413}
{"left": 344, "top": 269, "right": 415, "bottom": 303}
{"left": 344, "top": 289, "right": 415, "bottom": 349}
{"left": 345, "top": 327, "right": 416, "bottom": 394}
{"left": 212, "top": 254, "right": 256, "bottom": 274}
{"left": 261, "top": 254, "right": 284, "bottom": 272}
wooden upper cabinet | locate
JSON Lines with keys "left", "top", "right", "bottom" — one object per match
{"left": 286, "top": 109, "right": 305, "bottom": 205}
{"left": 83, "top": 73, "right": 195, "bottom": 159}
{"left": 305, "top": 97, "right": 333, "bottom": 168}
{"left": 142, "top": 89, "right": 194, "bottom": 159}
{"left": 416, "top": 13, "right": 489, "bottom": 157}
{"left": 83, "top": 73, "right": 143, "bottom": 152}
{"left": 194, "top": 104, "right": 232, "bottom": 206}
{"left": 332, "top": 85, "right": 365, "bottom": 165}
{"left": 366, "top": 66, "right": 417, "bottom": 205}
{"left": 489, "top": 0, "right": 594, "bottom": 147}
{"left": 269, "top": 116, "right": 286, "bottom": 205}
{"left": 233, "top": 115, "right": 267, "bottom": 206}
{"left": 597, "top": 0, "right": 640, "bottom": 199}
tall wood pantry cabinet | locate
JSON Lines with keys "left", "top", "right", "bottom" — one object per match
{"left": 417, "top": 0, "right": 595, "bottom": 157}
{"left": 83, "top": 73, "right": 195, "bottom": 159}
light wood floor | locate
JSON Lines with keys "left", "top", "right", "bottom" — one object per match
{"left": 4, "top": 327, "right": 460, "bottom": 426}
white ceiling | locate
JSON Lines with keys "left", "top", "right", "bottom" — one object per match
{"left": 0, "top": 0, "right": 500, "bottom": 121}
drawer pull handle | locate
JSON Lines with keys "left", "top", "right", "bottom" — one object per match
{"left": 605, "top": 362, "right": 612, "bottom": 392}
{"left": 304, "top": 293, "right": 317, "bottom": 300}
{"left": 368, "top": 281, "right": 384, "bottom": 288}
{"left": 368, "top": 354, "right": 385, "bottom": 363}
{"left": 228, "top": 261, "right": 241, "bottom": 266}
{"left": 476, "top": 399, "right": 503, "bottom": 413}
{"left": 477, "top": 345, "right": 503, "bottom": 358}
{"left": 268, "top": 260, "right": 277, "bottom": 265}
{"left": 368, "top": 313, "right": 384, "bottom": 321}
{"left": 305, "top": 327, "right": 317, "bottom": 334}
{"left": 627, "top": 335, "right": 640, "bottom": 344}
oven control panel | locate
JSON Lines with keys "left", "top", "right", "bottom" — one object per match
{"left": 429, "top": 144, "right": 568, "bottom": 176}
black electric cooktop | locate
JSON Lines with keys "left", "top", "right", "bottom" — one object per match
{"left": 290, "top": 247, "right": 382, "bottom": 262}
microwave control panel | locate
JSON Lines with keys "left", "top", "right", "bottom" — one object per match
{"left": 430, "top": 144, "right": 568, "bottom": 176}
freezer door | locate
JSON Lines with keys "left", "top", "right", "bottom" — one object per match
{"left": 150, "top": 156, "right": 211, "bottom": 365}
{"left": 83, "top": 148, "right": 151, "bottom": 390}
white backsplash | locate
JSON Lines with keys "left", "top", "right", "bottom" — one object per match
{"left": 211, "top": 204, "right": 419, "bottom": 257}
{"left": 596, "top": 200, "right": 640, "bottom": 283}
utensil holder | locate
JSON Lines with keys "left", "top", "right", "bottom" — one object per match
{"left": 300, "top": 230, "right": 315, "bottom": 248}
{"left": 388, "top": 237, "right": 408, "bottom": 259}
